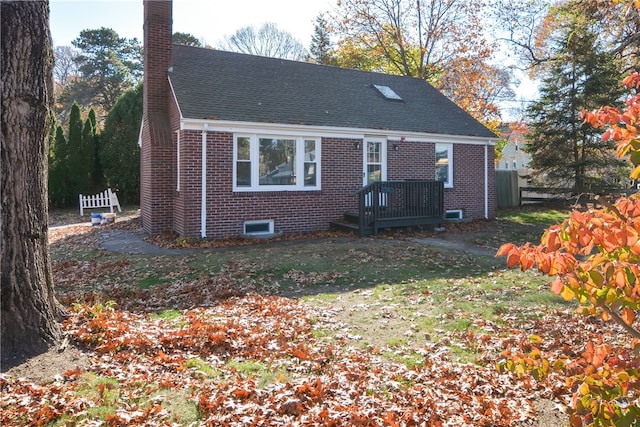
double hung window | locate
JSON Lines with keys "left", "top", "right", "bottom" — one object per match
{"left": 234, "top": 135, "right": 320, "bottom": 191}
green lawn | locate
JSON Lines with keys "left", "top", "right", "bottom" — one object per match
{"left": 50, "top": 205, "right": 572, "bottom": 364}
{"left": 9, "top": 205, "right": 580, "bottom": 426}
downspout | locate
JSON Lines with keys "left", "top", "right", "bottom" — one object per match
{"left": 484, "top": 143, "right": 489, "bottom": 219}
{"left": 201, "top": 124, "right": 208, "bottom": 238}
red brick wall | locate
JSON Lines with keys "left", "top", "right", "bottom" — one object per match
{"left": 140, "top": 0, "right": 175, "bottom": 235}
{"left": 174, "top": 133, "right": 495, "bottom": 238}
{"left": 388, "top": 140, "right": 434, "bottom": 180}
{"left": 388, "top": 139, "right": 496, "bottom": 220}
{"left": 443, "top": 144, "right": 496, "bottom": 220}
{"left": 175, "top": 133, "right": 364, "bottom": 238}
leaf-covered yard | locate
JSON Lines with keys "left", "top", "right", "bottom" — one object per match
{"left": 1, "top": 208, "right": 624, "bottom": 426}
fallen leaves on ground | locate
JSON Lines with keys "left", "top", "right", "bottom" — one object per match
{"left": 15, "top": 212, "right": 630, "bottom": 425}
{"left": 2, "top": 293, "right": 553, "bottom": 426}
{"left": 147, "top": 229, "right": 356, "bottom": 250}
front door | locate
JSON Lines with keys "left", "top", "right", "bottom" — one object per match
{"left": 363, "top": 138, "right": 387, "bottom": 206}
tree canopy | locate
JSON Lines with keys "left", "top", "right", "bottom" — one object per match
{"left": 173, "top": 32, "right": 202, "bottom": 47}
{"left": 48, "top": 103, "right": 103, "bottom": 207}
{"left": 308, "top": 14, "right": 335, "bottom": 65}
{"left": 99, "top": 83, "right": 142, "bottom": 205}
{"left": 56, "top": 27, "right": 142, "bottom": 119}
{"left": 219, "top": 22, "right": 307, "bottom": 60}
{"left": 525, "top": 3, "right": 626, "bottom": 190}
{"left": 499, "top": 72, "right": 640, "bottom": 427}
{"left": 329, "top": 0, "right": 511, "bottom": 131}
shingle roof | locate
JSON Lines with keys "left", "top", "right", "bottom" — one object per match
{"left": 169, "top": 45, "right": 497, "bottom": 138}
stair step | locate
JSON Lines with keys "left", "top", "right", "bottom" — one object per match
{"left": 343, "top": 212, "right": 360, "bottom": 224}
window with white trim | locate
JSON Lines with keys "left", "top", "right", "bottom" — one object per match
{"left": 435, "top": 143, "right": 453, "bottom": 188}
{"left": 234, "top": 135, "right": 320, "bottom": 191}
{"left": 244, "top": 220, "right": 274, "bottom": 235}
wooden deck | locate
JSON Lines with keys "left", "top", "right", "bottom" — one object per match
{"left": 331, "top": 180, "right": 445, "bottom": 236}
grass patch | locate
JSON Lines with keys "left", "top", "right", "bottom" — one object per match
{"left": 73, "top": 373, "right": 120, "bottom": 418}
{"left": 137, "top": 276, "right": 172, "bottom": 289}
{"left": 497, "top": 207, "right": 570, "bottom": 227}
{"left": 225, "top": 358, "right": 265, "bottom": 374}
{"left": 386, "top": 337, "right": 408, "bottom": 347}
{"left": 154, "top": 388, "right": 201, "bottom": 424}
{"left": 50, "top": 375, "right": 201, "bottom": 425}
{"left": 151, "top": 308, "right": 183, "bottom": 321}
{"left": 383, "top": 351, "right": 425, "bottom": 370}
{"left": 448, "top": 345, "right": 478, "bottom": 364}
{"left": 312, "top": 327, "right": 334, "bottom": 340}
{"left": 224, "top": 359, "right": 287, "bottom": 388}
{"left": 184, "top": 357, "right": 221, "bottom": 378}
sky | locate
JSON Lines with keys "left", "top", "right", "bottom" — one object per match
{"left": 49, "top": 0, "right": 334, "bottom": 48}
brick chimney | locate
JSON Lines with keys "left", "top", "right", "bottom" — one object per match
{"left": 140, "top": 0, "right": 175, "bottom": 235}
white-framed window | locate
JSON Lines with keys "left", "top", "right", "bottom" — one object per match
{"left": 244, "top": 219, "right": 274, "bottom": 235}
{"left": 435, "top": 143, "right": 453, "bottom": 188}
{"left": 234, "top": 134, "right": 320, "bottom": 191}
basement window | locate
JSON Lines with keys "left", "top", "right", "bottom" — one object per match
{"left": 372, "top": 84, "right": 403, "bottom": 101}
{"left": 446, "top": 210, "right": 463, "bottom": 220}
{"left": 244, "top": 220, "right": 274, "bottom": 236}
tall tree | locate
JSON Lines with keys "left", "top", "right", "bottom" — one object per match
{"left": 489, "top": 0, "right": 555, "bottom": 69}
{"left": 219, "top": 23, "right": 308, "bottom": 60}
{"left": 48, "top": 124, "right": 70, "bottom": 207}
{"left": 48, "top": 104, "right": 104, "bottom": 207}
{"left": 82, "top": 108, "right": 102, "bottom": 193}
{"left": 100, "top": 83, "right": 142, "bottom": 204}
{"left": 1, "top": 0, "right": 64, "bottom": 363}
{"left": 173, "top": 32, "right": 202, "bottom": 47}
{"left": 332, "top": 0, "right": 489, "bottom": 77}
{"left": 53, "top": 45, "right": 80, "bottom": 124}
{"left": 308, "top": 14, "right": 335, "bottom": 65}
{"left": 525, "top": 6, "right": 626, "bottom": 191}
{"left": 575, "top": 0, "right": 640, "bottom": 72}
{"left": 64, "top": 27, "right": 142, "bottom": 115}
{"left": 331, "top": 0, "right": 511, "bottom": 125}
{"left": 492, "top": 0, "right": 639, "bottom": 75}
{"left": 66, "top": 102, "right": 86, "bottom": 197}
{"left": 53, "top": 45, "right": 79, "bottom": 87}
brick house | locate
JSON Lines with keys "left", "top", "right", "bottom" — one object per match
{"left": 141, "top": 1, "right": 498, "bottom": 239}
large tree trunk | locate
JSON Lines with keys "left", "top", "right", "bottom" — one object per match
{"left": 1, "top": 0, "right": 65, "bottom": 366}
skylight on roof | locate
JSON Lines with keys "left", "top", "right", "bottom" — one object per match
{"left": 373, "top": 84, "right": 403, "bottom": 101}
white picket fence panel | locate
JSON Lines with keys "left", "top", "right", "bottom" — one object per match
{"left": 79, "top": 188, "right": 122, "bottom": 216}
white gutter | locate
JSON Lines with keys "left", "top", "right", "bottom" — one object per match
{"left": 201, "top": 124, "right": 208, "bottom": 238}
{"left": 180, "top": 118, "right": 498, "bottom": 146}
{"left": 484, "top": 143, "right": 489, "bottom": 219}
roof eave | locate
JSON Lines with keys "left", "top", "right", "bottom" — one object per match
{"left": 180, "top": 118, "right": 497, "bottom": 146}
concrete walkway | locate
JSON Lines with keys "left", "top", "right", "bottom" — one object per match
{"left": 98, "top": 230, "right": 195, "bottom": 256}
{"left": 96, "top": 228, "right": 498, "bottom": 258}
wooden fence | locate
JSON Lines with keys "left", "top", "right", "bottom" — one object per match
{"left": 519, "top": 187, "right": 637, "bottom": 206}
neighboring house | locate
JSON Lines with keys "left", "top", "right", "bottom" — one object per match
{"left": 141, "top": 1, "right": 498, "bottom": 239}
{"left": 496, "top": 122, "right": 531, "bottom": 188}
